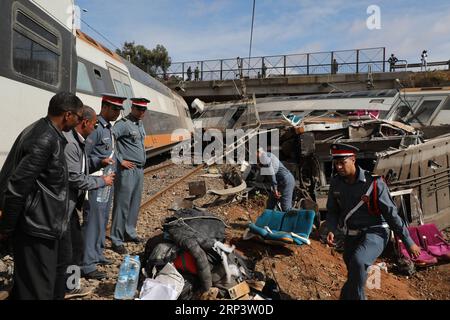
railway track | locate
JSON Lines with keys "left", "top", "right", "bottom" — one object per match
{"left": 140, "top": 164, "right": 206, "bottom": 210}
{"left": 143, "top": 162, "right": 175, "bottom": 176}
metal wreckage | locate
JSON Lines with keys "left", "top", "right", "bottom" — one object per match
{"left": 192, "top": 87, "right": 450, "bottom": 229}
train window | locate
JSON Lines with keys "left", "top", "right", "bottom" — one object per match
{"left": 201, "top": 109, "right": 226, "bottom": 118}
{"left": 13, "top": 31, "right": 59, "bottom": 86}
{"left": 76, "top": 61, "right": 93, "bottom": 93}
{"left": 113, "top": 80, "right": 127, "bottom": 97}
{"left": 16, "top": 11, "right": 58, "bottom": 46}
{"left": 388, "top": 97, "right": 419, "bottom": 122}
{"left": 94, "top": 69, "right": 102, "bottom": 79}
{"left": 410, "top": 99, "right": 442, "bottom": 123}
{"left": 123, "top": 84, "right": 133, "bottom": 98}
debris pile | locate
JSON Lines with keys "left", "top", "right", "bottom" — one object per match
{"left": 141, "top": 208, "right": 281, "bottom": 300}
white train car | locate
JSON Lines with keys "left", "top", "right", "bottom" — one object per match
{"left": 0, "top": 0, "right": 77, "bottom": 166}
{"left": 0, "top": 0, "right": 193, "bottom": 166}
{"left": 194, "top": 90, "right": 399, "bottom": 130}
{"left": 75, "top": 30, "right": 193, "bottom": 157}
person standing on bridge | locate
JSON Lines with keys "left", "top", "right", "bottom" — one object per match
{"left": 186, "top": 66, "right": 192, "bottom": 81}
{"left": 331, "top": 59, "right": 339, "bottom": 74}
{"left": 237, "top": 57, "right": 243, "bottom": 79}
{"left": 325, "top": 143, "right": 421, "bottom": 300}
{"left": 261, "top": 61, "right": 267, "bottom": 78}
{"left": 81, "top": 94, "right": 125, "bottom": 280}
{"left": 421, "top": 50, "right": 428, "bottom": 71}
{"left": 388, "top": 54, "right": 398, "bottom": 72}
{"left": 194, "top": 65, "right": 200, "bottom": 81}
{"left": 110, "top": 98, "right": 149, "bottom": 255}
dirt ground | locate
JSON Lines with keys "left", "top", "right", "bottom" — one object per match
{"left": 225, "top": 200, "right": 450, "bottom": 300}
{"left": 1, "top": 164, "right": 449, "bottom": 300}
{"left": 84, "top": 166, "right": 450, "bottom": 301}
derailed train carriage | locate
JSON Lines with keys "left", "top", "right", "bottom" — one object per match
{"left": 0, "top": 0, "right": 193, "bottom": 166}
{"left": 194, "top": 87, "right": 450, "bottom": 228}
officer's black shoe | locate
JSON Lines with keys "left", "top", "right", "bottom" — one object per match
{"left": 125, "top": 236, "right": 144, "bottom": 244}
{"left": 111, "top": 244, "right": 128, "bottom": 255}
{"left": 83, "top": 270, "right": 107, "bottom": 280}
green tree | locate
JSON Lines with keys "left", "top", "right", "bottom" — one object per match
{"left": 116, "top": 42, "right": 171, "bottom": 77}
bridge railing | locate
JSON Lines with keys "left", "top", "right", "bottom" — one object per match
{"left": 393, "top": 60, "right": 450, "bottom": 72}
{"left": 158, "top": 47, "right": 387, "bottom": 81}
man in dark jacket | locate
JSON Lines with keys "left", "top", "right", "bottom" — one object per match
{"left": 0, "top": 92, "right": 83, "bottom": 300}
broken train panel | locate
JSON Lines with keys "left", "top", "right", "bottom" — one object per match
{"left": 373, "top": 135, "right": 450, "bottom": 228}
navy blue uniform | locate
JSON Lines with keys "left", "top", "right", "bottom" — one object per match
{"left": 326, "top": 166, "right": 415, "bottom": 300}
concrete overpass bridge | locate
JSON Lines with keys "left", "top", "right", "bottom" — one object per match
{"left": 157, "top": 47, "right": 450, "bottom": 104}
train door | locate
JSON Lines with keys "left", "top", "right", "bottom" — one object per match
{"left": 107, "top": 64, "right": 156, "bottom": 149}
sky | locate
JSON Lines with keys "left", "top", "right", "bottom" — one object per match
{"left": 75, "top": 0, "right": 450, "bottom": 64}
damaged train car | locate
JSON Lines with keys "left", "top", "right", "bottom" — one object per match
{"left": 193, "top": 87, "right": 450, "bottom": 228}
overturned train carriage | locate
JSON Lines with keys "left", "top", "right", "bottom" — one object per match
{"left": 194, "top": 88, "right": 450, "bottom": 228}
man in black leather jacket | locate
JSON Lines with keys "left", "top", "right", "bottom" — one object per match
{"left": 0, "top": 92, "right": 83, "bottom": 300}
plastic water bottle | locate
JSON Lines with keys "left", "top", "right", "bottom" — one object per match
{"left": 96, "top": 166, "right": 113, "bottom": 203}
{"left": 114, "top": 255, "right": 130, "bottom": 300}
{"left": 126, "top": 255, "right": 141, "bottom": 299}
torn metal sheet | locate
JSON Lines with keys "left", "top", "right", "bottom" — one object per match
{"left": 296, "top": 122, "right": 347, "bottom": 133}
{"left": 208, "top": 181, "right": 247, "bottom": 197}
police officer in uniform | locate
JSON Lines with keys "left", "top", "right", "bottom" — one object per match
{"left": 257, "top": 148, "right": 296, "bottom": 212}
{"left": 326, "top": 143, "right": 421, "bottom": 300}
{"left": 81, "top": 94, "right": 126, "bottom": 280}
{"left": 110, "top": 98, "right": 149, "bottom": 254}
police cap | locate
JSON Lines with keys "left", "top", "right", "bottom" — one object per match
{"left": 330, "top": 143, "right": 359, "bottom": 159}
{"left": 101, "top": 93, "right": 126, "bottom": 110}
{"left": 131, "top": 97, "right": 150, "bottom": 110}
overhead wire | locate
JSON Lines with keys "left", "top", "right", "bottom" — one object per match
{"left": 248, "top": 0, "right": 256, "bottom": 78}
{"left": 80, "top": 19, "right": 121, "bottom": 51}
